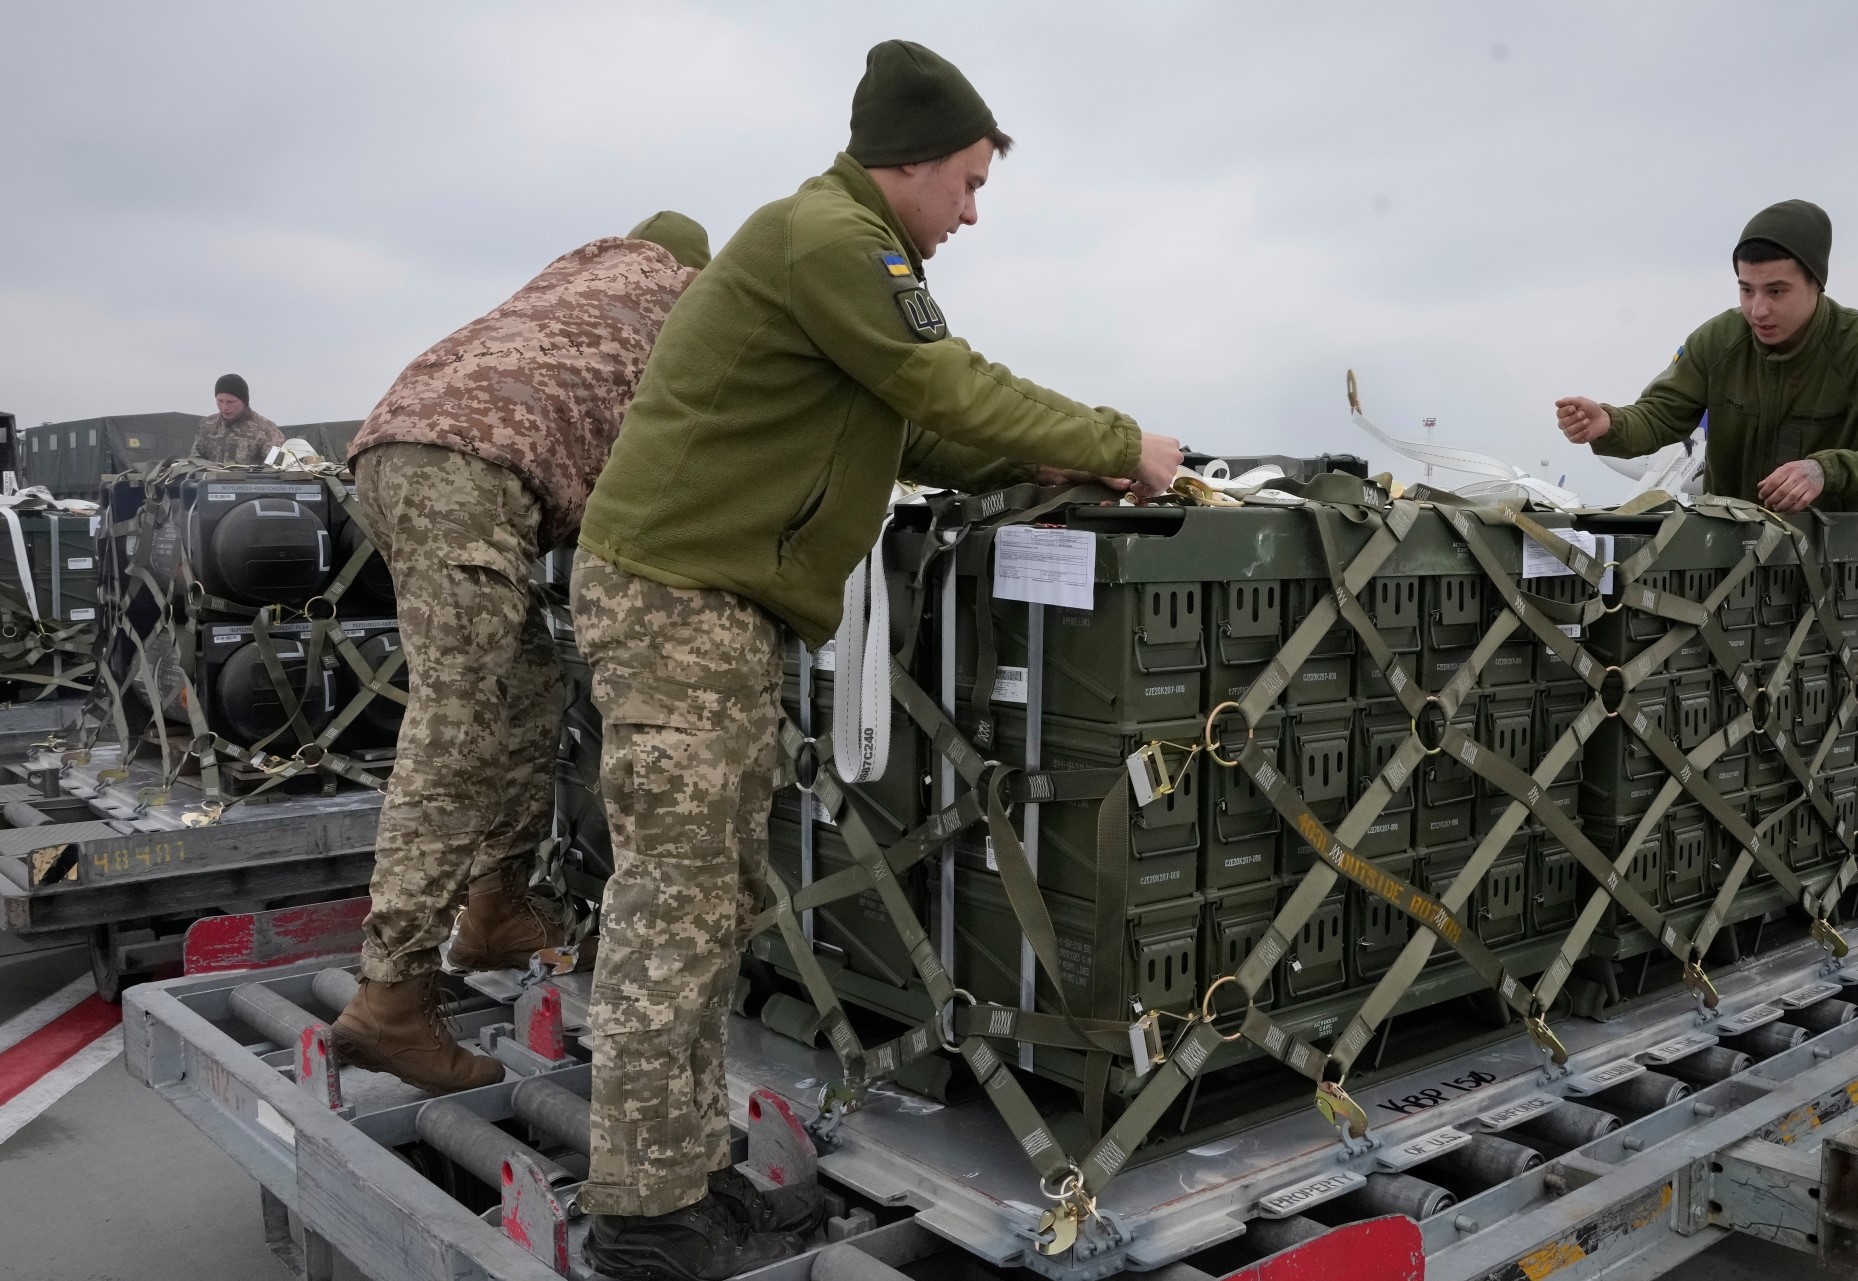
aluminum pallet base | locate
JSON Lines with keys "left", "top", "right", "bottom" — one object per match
{"left": 125, "top": 920, "right": 1858, "bottom": 1281}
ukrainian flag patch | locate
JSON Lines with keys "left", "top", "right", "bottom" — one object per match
{"left": 880, "top": 251, "right": 912, "bottom": 277}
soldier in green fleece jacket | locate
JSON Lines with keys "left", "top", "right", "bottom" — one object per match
{"left": 1557, "top": 200, "right": 1858, "bottom": 513}
{"left": 572, "top": 40, "right": 1183, "bottom": 1281}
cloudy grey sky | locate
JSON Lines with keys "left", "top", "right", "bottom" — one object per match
{"left": 4, "top": 1, "right": 1856, "bottom": 502}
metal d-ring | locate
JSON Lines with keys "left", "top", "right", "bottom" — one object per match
{"left": 936, "top": 987, "right": 977, "bottom": 1052}
{"left": 1200, "top": 974, "right": 1251, "bottom": 1043}
{"left": 1411, "top": 694, "right": 1447, "bottom": 756}
{"left": 1599, "top": 561, "right": 1626, "bottom": 614}
{"left": 1599, "top": 665, "right": 1627, "bottom": 718}
{"left": 1039, "top": 1165, "right": 1085, "bottom": 1204}
{"left": 1204, "top": 700, "right": 1251, "bottom": 768}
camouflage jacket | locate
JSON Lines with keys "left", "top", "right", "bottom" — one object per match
{"left": 349, "top": 238, "right": 694, "bottom": 547}
{"left": 192, "top": 409, "right": 284, "bottom": 465}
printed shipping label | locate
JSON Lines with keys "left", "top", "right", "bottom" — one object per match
{"left": 66, "top": 557, "right": 94, "bottom": 571}
{"left": 993, "top": 525, "right": 1095, "bottom": 611}
{"left": 67, "top": 608, "right": 96, "bottom": 622}
{"left": 1523, "top": 530, "right": 1615, "bottom": 593}
{"left": 991, "top": 665, "right": 1029, "bottom": 705}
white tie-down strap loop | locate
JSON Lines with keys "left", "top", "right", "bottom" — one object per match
{"left": 832, "top": 522, "right": 892, "bottom": 783}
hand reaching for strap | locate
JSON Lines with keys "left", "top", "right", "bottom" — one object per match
{"left": 1756, "top": 458, "right": 1825, "bottom": 514}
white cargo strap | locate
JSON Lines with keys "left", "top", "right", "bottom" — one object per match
{"left": 832, "top": 522, "right": 891, "bottom": 783}
{"left": 1345, "top": 370, "right": 1585, "bottom": 509}
{"left": 0, "top": 487, "right": 99, "bottom": 623}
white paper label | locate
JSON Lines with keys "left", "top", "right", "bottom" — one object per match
{"left": 89, "top": 516, "right": 102, "bottom": 537}
{"left": 1377, "top": 1125, "right": 1472, "bottom": 1171}
{"left": 1476, "top": 1093, "right": 1561, "bottom": 1131}
{"left": 1257, "top": 1170, "right": 1366, "bottom": 1218}
{"left": 1566, "top": 1058, "right": 1646, "bottom": 1095}
{"left": 67, "top": 607, "right": 96, "bottom": 622}
{"left": 66, "top": 557, "right": 93, "bottom": 571}
{"left": 983, "top": 835, "right": 998, "bottom": 873}
{"left": 810, "top": 641, "right": 835, "bottom": 672}
{"left": 255, "top": 1101, "right": 297, "bottom": 1149}
{"left": 1524, "top": 530, "right": 1614, "bottom": 592}
{"left": 991, "top": 665, "right": 1029, "bottom": 705}
{"left": 1, "top": 472, "right": 15, "bottom": 496}
{"left": 993, "top": 525, "right": 1095, "bottom": 611}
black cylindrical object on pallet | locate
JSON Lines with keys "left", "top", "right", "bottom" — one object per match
{"left": 415, "top": 1098, "right": 571, "bottom": 1191}
{"left": 511, "top": 1075, "right": 592, "bottom": 1156}
{"left": 1725, "top": 1022, "right": 1808, "bottom": 1059}
{"left": 1593, "top": 1070, "right": 1691, "bottom": 1116}
{"left": 1309, "top": 1172, "right": 1455, "bottom": 1223}
{"left": 1424, "top": 1133, "right": 1542, "bottom": 1190}
{"left": 1792, "top": 999, "right": 1858, "bottom": 1035}
{"left": 1513, "top": 1100, "right": 1620, "bottom": 1149}
{"left": 1244, "top": 1215, "right": 1330, "bottom": 1256}
{"left": 1662, "top": 1046, "right": 1752, "bottom": 1087}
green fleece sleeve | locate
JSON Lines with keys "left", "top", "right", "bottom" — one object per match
{"left": 1809, "top": 425, "right": 1858, "bottom": 505}
{"left": 1592, "top": 328, "right": 1712, "bottom": 460}
{"left": 787, "top": 234, "right": 1142, "bottom": 480}
{"left": 899, "top": 417, "right": 1036, "bottom": 492}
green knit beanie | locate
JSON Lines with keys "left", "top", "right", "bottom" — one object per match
{"left": 627, "top": 211, "right": 711, "bottom": 271}
{"left": 847, "top": 40, "right": 997, "bottom": 167}
{"left": 1735, "top": 199, "right": 1832, "bottom": 288}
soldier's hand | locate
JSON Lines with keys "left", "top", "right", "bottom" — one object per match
{"left": 1757, "top": 458, "right": 1826, "bottom": 514}
{"left": 1131, "top": 432, "right": 1185, "bottom": 499}
{"left": 1032, "top": 465, "right": 1135, "bottom": 492}
{"left": 1555, "top": 397, "right": 1612, "bottom": 445}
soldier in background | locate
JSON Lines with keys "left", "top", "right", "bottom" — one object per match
{"left": 330, "top": 213, "right": 710, "bottom": 1094}
{"left": 570, "top": 42, "right": 1180, "bottom": 1281}
{"left": 192, "top": 373, "right": 284, "bottom": 464}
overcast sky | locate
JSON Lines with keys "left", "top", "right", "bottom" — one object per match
{"left": 4, "top": 1, "right": 1856, "bottom": 503}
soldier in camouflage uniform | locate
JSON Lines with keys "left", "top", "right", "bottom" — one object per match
{"left": 571, "top": 43, "right": 1181, "bottom": 1281}
{"left": 331, "top": 213, "right": 709, "bottom": 1095}
{"left": 192, "top": 373, "right": 284, "bottom": 464}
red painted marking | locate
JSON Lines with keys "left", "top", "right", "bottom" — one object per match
{"left": 503, "top": 1183, "right": 533, "bottom": 1250}
{"left": 766, "top": 1163, "right": 787, "bottom": 1187}
{"left": 184, "top": 898, "right": 371, "bottom": 975}
{"left": 524, "top": 987, "right": 566, "bottom": 1059}
{"left": 1222, "top": 1216, "right": 1424, "bottom": 1281}
{"left": 0, "top": 995, "right": 122, "bottom": 1106}
{"left": 296, "top": 1025, "right": 342, "bottom": 1110}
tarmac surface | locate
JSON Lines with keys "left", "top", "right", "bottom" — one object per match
{"left": 1, "top": 931, "right": 1854, "bottom": 1281}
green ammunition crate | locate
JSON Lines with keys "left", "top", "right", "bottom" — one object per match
{"left": 943, "top": 558, "right": 1206, "bottom": 726}
{"left": 1421, "top": 835, "right": 1530, "bottom": 951}
{"left": 1202, "top": 885, "right": 1277, "bottom": 1009}
{"left": 1579, "top": 675, "right": 1674, "bottom": 818}
{"left": 1583, "top": 815, "right": 1665, "bottom": 909}
{"left": 769, "top": 817, "right": 926, "bottom": 990}
{"left": 1745, "top": 664, "right": 1797, "bottom": 789}
{"left": 1527, "top": 572, "right": 1601, "bottom": 687}
{"left": 1662, "top": 805, "right": 1716, "bottom": 906}
{"left": 951, "top": 871, "right": 1201, "bottom": 1023}
{"left": 1201, "top": 707, "right": 1283, "bottom": 890}
{"left": 1352, "top": 700, "right": 1415, "bottom": 857}
{"left": 1279, "top": 890, "right": 1347, "bottom": 1002}
{"left": 1530, "top": 837, "right": 1581, "bottom": 934}
{"left": 1274, "top": 701, "right": 1359, "bottom": 873}
{"left": 1349, "top": 854, "right": 1420, "bottom": 983}
{"left": 955, "top": 712, "right": 1204, "bottom": 905}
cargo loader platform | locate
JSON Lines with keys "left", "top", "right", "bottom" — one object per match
{"left": 123, "top": 903, "right": 1858, "bottom": 1281}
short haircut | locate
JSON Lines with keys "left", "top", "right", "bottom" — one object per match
{"left": 988, "top": 127, "right": 1015, "bottom": 158}
{"left": 1734, "top": 238, "right": 1811, "bottom": 279}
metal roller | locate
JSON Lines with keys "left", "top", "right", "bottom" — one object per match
{"left": 1592, "top": 1070, "right": 1690, "bottom": 1116}
{"left": 510, "top": 1075, "right": 592, "bottom": 1155}
{"left": 4, "top": 800, "right": 53, "bottom": 828}
{"left": 1513, "top": 1100, "right": 1619, "bottom": 1149}
{"left": 1424, "top": 1133, "right": 1542, "bottom": 1190}
{"left": 415, "top": 1098, "right": 574, "bottom": 1190}
{"left": 1243, "top": 1215, "right": 1330, "bottom": 1256}
{"left": 229, "top": 982, "right": 318, "bottom": 1049}
{"left": 1662, "top": 1046, "right": 1752, "bottom": 1087}
{"left": 310, "top": 967, "right": 360, "bottom": 1016}
{"left": 1310, "top": 1172, "right": 1455, "bottom": 1223}
{"left": 1791, "top": 999, "right": 1857, "bottom": 1035}
{"left": 1724, "top": 1022, "right": 1808, "bottom": 1059}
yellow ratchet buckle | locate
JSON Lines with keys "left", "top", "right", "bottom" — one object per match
{"left": 1315, "top": 1080, "right": 1370, "bottom": 1141}
{"left": 1811, "top": 918, "right": 1850, "bottom": 959}
{"left": 1526, "top": 1014, "right": 1569, "bottom": 1066}
{"left": 1682, "top": 961, "right": 1721, "bottom": 1009}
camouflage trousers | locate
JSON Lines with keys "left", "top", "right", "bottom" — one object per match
{"left": 355, "top": 443, "right": 563, "bottom": 983}
{"left": 571, "top": 552, "right": 782, "bottom": 1218}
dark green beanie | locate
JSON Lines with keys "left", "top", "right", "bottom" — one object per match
{"left": 214, "top": 373, "right": 249, "bottom": 404}
{"left": 627, "top": 211, "right": 711, "bottom": 270}
{"left": 847, "top": 40, "right": 997, "bottom": 167}
{"left": 1735, "top": 199, "right": 1832, "bottom": 288}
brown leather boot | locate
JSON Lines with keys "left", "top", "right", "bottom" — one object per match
{"left": 448, "top": 862, "right": 566, "bottom": 972}
{"left": 331, "top": 972, "right": 505, "bottom": 1093}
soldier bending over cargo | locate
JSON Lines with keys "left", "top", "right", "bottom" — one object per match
{"left": 192, "top": 373, "right": 284, "bottom": 464}
{"left": 331, "top": 215, "right": 711, "bottom": 1095}
{"left": 569, "top": 40, "right": 1183, "bottom": 1281}
{"left": 1558, "top": 200, "right": 1858, "bottom": 513}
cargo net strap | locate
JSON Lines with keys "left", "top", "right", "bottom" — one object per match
{"left": 0, "top": 490, "right": 100, "bottom": 702}
{"left": 757, "top": 480, "right": 1858, "bottom": 1213}
{"left": 71, "top": 459, "right": 405, "bottom": 818}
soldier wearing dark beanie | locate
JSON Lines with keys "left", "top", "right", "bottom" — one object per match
{"left": 1556, "top": 198, "right": 1858, "bottom": 514}
{"left": 194, "top": 371, "right": 283, "bottom": 464}
{"left": 847, "top": 39, "right": 1000, "bottom": 167}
